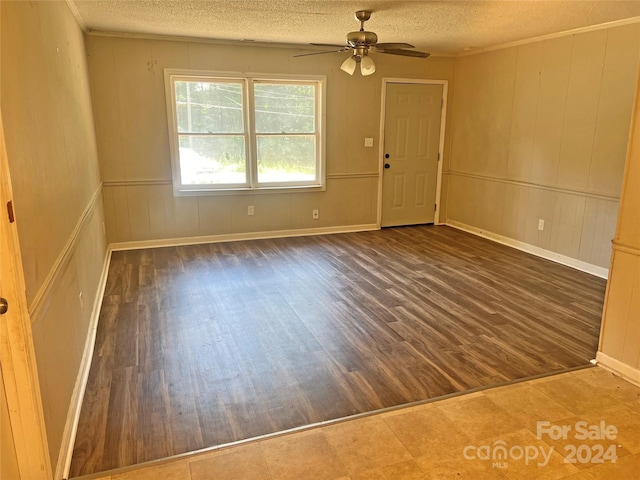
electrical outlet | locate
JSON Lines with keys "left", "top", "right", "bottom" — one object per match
{"left": 312, "top": 209, "right": 319, "bottom": 220}
{"left": 248, "top": 205, "right": 254, "bottom": 216}
{"left": 538, "top": 219, "right": 545, "bottom": 231}
{"left": 364, "top": 137, "right": 374, "bottom": 147}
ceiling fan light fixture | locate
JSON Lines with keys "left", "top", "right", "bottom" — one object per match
{"left": 360, "top": 54, "right": 375, "bottom": 76}
{"left": 294, "top": 11, "right": 429, "bottom": 74}
{"left": 340, "top": 54, "right": 357, "bottom": 75}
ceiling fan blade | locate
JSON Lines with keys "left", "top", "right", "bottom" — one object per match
{"left": 310, "top": 43, "right": 349, "bottom": 48}
{"left": 375, "top": 48, "right": 430, "bottom": 58}
{"left": 374, "top": 42, "right": 415, "bottom": 49}
{"left": 293, "top": 48, "right": 350, "bottom": 57}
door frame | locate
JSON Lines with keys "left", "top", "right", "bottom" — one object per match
{"left": 0, "top": 112, "right": 52, "bottom": 479}
{"left": 377, "top": 78, "right": 448, "bottom": 227}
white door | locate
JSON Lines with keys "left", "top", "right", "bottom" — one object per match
{"left": 381, "top": 83, "right": 444, "bottom": 227}
{"left": 0, "top": 112, "right": 52, "bottom": 479}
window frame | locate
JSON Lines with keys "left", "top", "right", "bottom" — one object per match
{"left": 164, "top": 69, "right": 326, "bottom": 196}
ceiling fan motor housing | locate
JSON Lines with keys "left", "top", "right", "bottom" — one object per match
{"left": 346, "top": 30, "right": 378, "bottom": 48}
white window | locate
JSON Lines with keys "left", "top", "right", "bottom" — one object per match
{"left": 164, "top": 70, "right": 325, "bottom": 194}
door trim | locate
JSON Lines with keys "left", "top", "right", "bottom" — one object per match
{"left": 0, "top": 113, "right": 53, "bottom": 478}
{"left": 377, "top": 78, "right": 448, "bottom": 227}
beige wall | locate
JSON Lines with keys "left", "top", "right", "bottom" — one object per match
{"left": 444, "top": 23, "right": 640, "bottom": 269}
{"left": 597, "top": 71, "right": 640, "bottom": 381}
{"left": 85, "top": 35, "right": 455, "bottom": 244}
{"left": 1, "top": 1, "right": 107, "bottom": 471}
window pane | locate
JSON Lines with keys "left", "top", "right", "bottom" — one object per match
{"left": 179, "top": 135, "right": 246, "bottom": 185}
{"left": 254, "top": 83, "right": 315, "bottom": 134}
{"left": 256, "top": 135, "right": 316, "bottom": 183}
{"left": 175, "top": 81, "right": 244, "bottom": 134}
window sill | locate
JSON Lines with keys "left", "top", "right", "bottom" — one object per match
{"left": 174, "top": 184, "right": 327, "bottom": 196}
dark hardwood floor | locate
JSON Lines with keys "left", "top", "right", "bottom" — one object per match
{"left": 69, "top": 225, "right": 606, "bottom": 477}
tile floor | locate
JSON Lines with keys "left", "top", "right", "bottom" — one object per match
{"left": 83, "top": 367, "right": 640, "bottom": 480}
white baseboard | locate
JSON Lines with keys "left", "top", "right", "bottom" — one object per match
{"left": 445, "top": 220, "right": 609, "bottom": 279}
{"left": 56, "top": 249, "right": 112, "bottom": 480}
{"left": 594, "top": 352, "right": 640, "bottom": 387}
{"left": 109, "top": 223, "right": 380, "bottom": 251}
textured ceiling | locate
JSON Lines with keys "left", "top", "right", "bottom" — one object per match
{"left": 71, "top": 1, "right": 640, "bottom": 56}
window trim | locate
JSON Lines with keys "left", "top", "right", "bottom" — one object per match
{"left": 164, "top": 69, "right": 326, "bottom": 196}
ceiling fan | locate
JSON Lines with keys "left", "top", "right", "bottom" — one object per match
{"left": 294, "top": 10, "right": 430, "bottom": 76}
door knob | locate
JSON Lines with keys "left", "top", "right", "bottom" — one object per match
{"left": 0, "top": 297, "right": 7, "bottom": 315}
{"left": 384, "top": 163, "right": 390, "bottom": 169}
{"left": 385, "top": 153, "right": 390, "bottom": 158}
